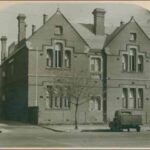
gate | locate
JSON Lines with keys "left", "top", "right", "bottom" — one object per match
{"left": 28, "top": 106, "right": 39, "bottom": 124}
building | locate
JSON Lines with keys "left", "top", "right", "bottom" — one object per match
{"left": 0, "top": 8, "right": 150, "bottom": 124}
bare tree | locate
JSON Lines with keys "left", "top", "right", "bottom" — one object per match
{"left": 63, "top": 70, "right": 96, "bottom": 129}
{"left": 47, "top": 70, "right": 98, "bottom": 130}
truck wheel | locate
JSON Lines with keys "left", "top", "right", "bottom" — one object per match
{"left": 136, "top": 126, "right": 141, "bottom": 132}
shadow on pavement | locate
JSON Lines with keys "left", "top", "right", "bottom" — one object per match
{"left": 81, "top": 129, "right": 123, "bottom": 132}
{"left": 39, "top": 125, "right": 65, "bottom": 132}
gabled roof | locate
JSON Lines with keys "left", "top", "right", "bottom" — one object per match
{"left": 104, "top": 16, "right": 150, "bottom": 47}
{"left": 27, "top": 9, "right": 108, "bottom": 50}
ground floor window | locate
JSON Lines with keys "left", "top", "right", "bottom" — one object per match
{"left": 89, "top": 96, "right": 101, "bottom": 111}
{"left": 122, "top": 88, "right": 143, "bottom": 109}
{"left": 46, "top": 86, "right": 71, "bottom": 110}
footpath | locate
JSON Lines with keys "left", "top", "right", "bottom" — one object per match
{"left": 0, "top": 120, "right": 150, "bottom": 133}
{"left": 40, "top": 124, "right": 150, "bottom": 132}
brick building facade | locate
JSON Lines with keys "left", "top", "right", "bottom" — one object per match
{"left": 0, "top": 8, "right": 150, "bottom": 124}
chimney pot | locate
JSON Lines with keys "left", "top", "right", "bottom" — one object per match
{"left": 17, "top": 13, "right": 26, "bottom": 42}
{"left": 32, "top": 25, "right": 36, "bottom": 35}
{"left": 120, "top": 21, "right": 124, "bottom": 26}
{"left": 0, "top": 36, "right": 7, "bottom": 63}
{"left": 43, "top": 14, "right": 48, "bottom": 25}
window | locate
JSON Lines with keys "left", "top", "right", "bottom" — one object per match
{"left": 55, "top": 26, "right": 63, "bottom": 35}
{"left": 130, "top": 33, "right": 136, "bottom": 41}
{"left": 89, "top": 96, "right": 101, "bottom": 111}
{"left": 46, "top": 49, "right": 53, "bottom": 67}
{"left": 129, "top": 48, "right": 136, "bottom": 72}
{"left": 90, "top": 57, "right": 101, "bottom": 72}
{"left": 46, "top": 41, "right": 72, "bottom": 69}
{"left": 128, "top": 88, "right": 136, "bottom": 108}
{"left": 46, "top": 86, "right": 70, "bottom": 109}
{"left": 138, "top": 55, "right": 143, "bottom": 72}
{"left": 122, "top": 54, "right": 128, "bottom": 71}
{"left": 64, "top": 51, "right": 71, "bottom": 68}
{"left": 122, "top": 88, "right": 144, "bottom": 109}
{"left": 122, "top": 88, "right": 128, "bottom": 108}
{"left": 138, "top": 88, "right": 143, "bottom": 108}
{"left": 55, "top": 43, "right": 62, "bottom": 68}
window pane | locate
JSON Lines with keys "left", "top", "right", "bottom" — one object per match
{"left": 122, "top": 88, "right": 128, "bottom": 108}
{"left": 122, "top": 54, "right": 128, "bottom": 71}
{"left": 90, "top": 57, "right": 101, "bottom": 72}
{"left": 47, "top": 49, "right": 53, "bottom": 67}
{"left": 129, "top": 48, "right": 136, "bottom": 71}
{"left": 130, "top": 33, "right": 136, "bottom": 41}
{"left": 65, "top": 51, "right": 71, "bottom": 68}
{"left": 55, "top": 26, "right": 63, "bottom": 35}
{"left": 138, "top": 55, "right": 143, "bottom": 72}
{"left": 55, "top": 43, "right": 62, "bottom": 68}
{"left": 128, "top": 88, "right": 136, "bottom": 108}
{"left": 138, "top": 88, "right": 143, "bottom": 108}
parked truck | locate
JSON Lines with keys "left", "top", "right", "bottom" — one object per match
{"left": 109, "top": 109, "right": 142, "bottom": 132}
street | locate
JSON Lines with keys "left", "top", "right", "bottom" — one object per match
{"left": 0, "top": 124, "right": 150, "bottom": 148}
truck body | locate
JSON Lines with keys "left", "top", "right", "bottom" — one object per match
{"left": 109, "top": 109, "right": 142, "bottom": 132}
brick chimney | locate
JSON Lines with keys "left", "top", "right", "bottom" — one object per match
{"left": 32, "top": 24, "right": 36, "bottom": 35}
{"left": 43, "top": 14, "right": 48, "bottom": 25}
{"left": 92, "top": 8, "right": 106, "bottom": 35}
{"left": 17, "top": 14, "right": 26, "bottom": 42}
{"left": 0, "top": 36, "right": 7, "bottom": 63}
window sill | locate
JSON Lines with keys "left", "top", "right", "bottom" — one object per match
{"left": 121, "top": 71, "right": 144, "bottom": 73}
{"left": 129, "top": 40, "right": 136, "bottom": 43}
{"left": 90, "top": 71, "right": 102, "bottom": 74}
{"left": 46, "top": 67, "right": 71, "bottom": 71}
{"left": 45, "top": 108, "right": 70, "bottom": 111}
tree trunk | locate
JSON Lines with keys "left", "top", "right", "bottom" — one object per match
{"left": 75, "top": 103, "right": 78, "bottom": 130}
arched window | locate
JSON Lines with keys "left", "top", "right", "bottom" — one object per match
{"left": 55, "top": 43, "right": 63, "bottom": 68}
{"left": 129, "top": 48, "right": 136, "bottom": 71}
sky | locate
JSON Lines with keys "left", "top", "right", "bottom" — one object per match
{"left": 0, "top": 1, "right": 150, "bottom": 47}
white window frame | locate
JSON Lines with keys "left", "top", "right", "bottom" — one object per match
{"left": 89, "top": 96, "right": 102, "bottom": 112}
{"left": 90, "top": 56, "right": 102, "bottom": 73}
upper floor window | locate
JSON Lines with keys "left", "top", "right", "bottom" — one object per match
{"left": 129, "top": 48, "right": 136, "bottom": 72}
{"left": 121, "top": 46, "right": 144, "bottom": 73}
{"left": 130, "top": 33, "right": 136, "bottom": 41}
{"left": 55, "top": 43, "right": 62, "bottom": 68}
{"left": 46, "top": 49, "right": 53, "bottom": 67}
{"left": 46, "top": 41, "right": 72, "bottom": 69}
{"left": 122, "top": 54, "right": 128, "bottom": 72}
{"left": 138, "top": 55, "right": 143, "bottom": 72}
{"left": 64, "top": 51, "right": 71, "bottom": 68}
{"left": 55, "top": 26, "right": 63, "bottom": 35}
{"left": 90, "top": 57, "right": 101, "bottom": 72}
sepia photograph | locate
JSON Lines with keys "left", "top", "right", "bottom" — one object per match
{"left": 0, "top": 0, "right": 150, "bottom": 148}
